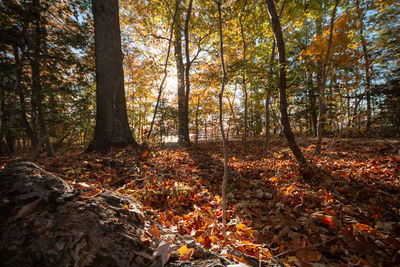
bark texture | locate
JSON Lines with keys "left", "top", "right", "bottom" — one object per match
{"left": 87, "top": 0, "right": 136, "bottom": 152}
{"left": 174, "top": 0, "right": 189, "bottom": 145}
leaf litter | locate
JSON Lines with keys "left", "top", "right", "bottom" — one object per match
{"left": 8, "top": 137, "right": 400, "bottom": 266}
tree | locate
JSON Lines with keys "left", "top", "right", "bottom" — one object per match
{"left": 265, "top": 0, "right": 286, "bottom": 148}
{"left": 174, "top": 0, "right": 190, "bottom": 145}
{"left": 265, "top": 0, "right": 309, "bottom": 167}
{"left": 238, "top": 0, "right": 248, "bottom": 153}
{"left": 315, "top": 0, "right": 339, "bottom": 154}
{"left": 31, "top": 0, "right": 54, "bottom": 157}
{"left": 147, "top": 0, "right": 179, "bottom": 141}
{"left": 215, "top": 0, "right": 229, "bottom": 239}
{"left": 86, "top": 0, "right": 137, "bottom": 152}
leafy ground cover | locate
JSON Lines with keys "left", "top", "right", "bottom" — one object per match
{"left": 2, "top": 137, "right": 399, "bottom": 266}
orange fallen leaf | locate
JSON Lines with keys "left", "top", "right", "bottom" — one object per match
{"left": 321, "top": 216, "right": 336, "bottom": 229}
{"left": 80, "top": 188, "right": 102, "bottom": 199}
{"left": 177, "top": 244, "right": 194, "bottom": 261}
{"left": 149, "top": 227, "right": 161, "bottom": 238}
{"left": 141, "top": 150, "right": 149, "bottom": 158}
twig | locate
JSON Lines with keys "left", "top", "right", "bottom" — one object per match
{"left": 109, "top": 175, "right": 136, "bottom": 186}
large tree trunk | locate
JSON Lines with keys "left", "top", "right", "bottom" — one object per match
{"left": 174, "top": 0, "right": 189, "bottom": 145}
{"left": 315, "top": 0, "right": 339, "bottom": 154}
{"left": 87, "top": 0, "right": 137, "bottom": 152}
{"left": 265, "top": 0, "right": 309, "bottom": 167}
{"left": 31, "top": 0, "right": 54, "bottom": 157}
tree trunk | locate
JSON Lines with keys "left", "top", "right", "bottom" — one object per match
{"left": 31, "top": 0, "right": 54, "bottom": 157}
{"left": 265, "top": 0, "right": 309, "bottom": 167}
{"left": 183, "top": 0, "right": 193, "bottom": 144}
{"left": 315, "top": 0, "right": 339, "bottom": 154}
{"left": 174, "top": 0, "right": 188, "bottom": 145}
{"left": 265, "top": 0, "right": 285, "bottom": 148}
{"left": 238, "top": 4, "right": 248, "bottom": 153}
{"left": 308, "top": 71, "right": 318, "bottom": 136}
{"left": 356, "top": 0, "right": 372, "bottom": 132}
{"left": 86, "top": 0, "right": 137, "bottom": 152}
{"left": 147, "top": 0, "right": 179, "bottom": 140}
{"left": 195, "top": 96, "right": 200, "bottom": 144}
{"left": 216, "top": 0, "right": 229, "bottom": 239}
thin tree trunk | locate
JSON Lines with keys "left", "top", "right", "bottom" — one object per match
{"left": 31, "top": 0, "right": 54, "bottom": 157}
{"left": 215, "top": 0, "right": 229, "bottom": 239}
{"left": 308, "top": 71, "right": 318, "bottom": 136}
{"left": 315, "top": 0, "right": 339, "bottom": 154}
{"left": 265, "top": 0, "right": 309, "bottom": 167}
{"left": 265, "top": 0, "right": 285, "bottom": 149}
{"left": 183, "top": 0, "right": 193, "bottom": 144}
{"left": 147, "top": 0, "right": 179, "bottom": 140}
{"left": 356, "top": 0, "right": 372, "bottom": 132}
{"left": 238, "top": 2, "right": 248, "bottom": 153}
{"left": 195, "top": 95, "right": 200, "bottom": 144}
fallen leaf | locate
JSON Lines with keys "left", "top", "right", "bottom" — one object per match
{"left": 177, "top": 244, "right": 194, "bottom": 261}
{"left": 149, "top": 227, "right": 161, "bottom": 238}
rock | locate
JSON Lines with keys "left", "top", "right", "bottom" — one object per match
{"left": 0, "top": 162, "right": 152, "bottom": 267}
{"left": 255, "top": 189, "right": 264, "bottom": 199}
{"left": 264, "top": 192, "right": 273, "bottom": 199}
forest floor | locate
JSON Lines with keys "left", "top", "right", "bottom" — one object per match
{"left": 2, "top": 137, "right": 400, "bottom": 266}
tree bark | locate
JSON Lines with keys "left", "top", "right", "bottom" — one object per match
{"left": 195, "top": 95, "right": 200, "bottom": 144}
{"left": 87, "top": 0, "right": 137, "bottom": 152}
{"left": 264, "top": 0, "right": 285, "bottom": 148}
{"left": 174, "top": 0, "right": 188, "bottom": 145}
{"left": 308, "top": 71, "right": 318, "bottom": 136}
{"left": 238, "top": 1, "right": 248, "bottom": 153}
{"left": 215, "top": 0, "right": 229, "bottom": 239}
{"left": 315, "top": 0, "right": 339, "bottom": 154}
{"left": 355, "top": 0, "right": 372, "bottom": 132}
{"left": 265, "top": 0, "right": 309, "bottom": 167}
{"left": 183, "top": 0, "right": 194, "bottom": 145}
